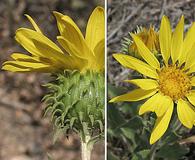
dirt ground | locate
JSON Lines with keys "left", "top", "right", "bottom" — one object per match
{"left": 0, "top": 0, "right": 104, "bottom": 160}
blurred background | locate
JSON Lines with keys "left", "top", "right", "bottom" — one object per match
{"left": 108, "top": 0, "right": 195, "bottom": 159}
{"left": 0, "top": 0, "right": 104, "bottom": 160}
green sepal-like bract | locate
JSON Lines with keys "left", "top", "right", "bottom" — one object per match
{"left": 43, "top": 70, "right": 104, "bottom": 144}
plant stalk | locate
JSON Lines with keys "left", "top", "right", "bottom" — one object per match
{"left": 81, "top": 135, "right": 93, "bottom": 160}
{"left": 149, "top": 140, "right": 159, "bottom": 160}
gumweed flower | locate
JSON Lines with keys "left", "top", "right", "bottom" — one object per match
{"left": 2, "top": 7, "right": 105, "bottom": 157}
{"left": 129, "top": 26, "right": 160, "bottom": 55}
{"left": 122, "top": 26, "right": 160, "bottom": 58}
{"left": 110, "top": 15, "right": 195, "bottom": 144}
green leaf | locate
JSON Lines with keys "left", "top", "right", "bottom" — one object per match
{"left": 120, "top": 116, "right": 143, "bottom": 130}
{"left": 107, "top": 151, "right": 120, "bottom": 160}
{"left": 120, "top": 127, "right": 137, "bottom": 149}
{"left": 156, "top": 143, "right": 189, "bottom": 160}
{"left": 121, "top": 128, "right": 135, "bottom": 140}
{"left": 107, "top": 104, "right": 125, "bottom": 137}
{"left": 108, "top": 83, "right": 127, "bottom": 98}
{"left": 132, "top": 149, "right": 150, "bottom": 160}
{"left": 108, "top": 104, "right": 125, "bottom": 129}
{"left": 162, "top": 131, "right": 181, "bottom": 145}
{"left": 120, "top": 102, "right": 140, "bottom": 115}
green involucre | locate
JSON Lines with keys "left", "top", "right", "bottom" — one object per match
{"left": 43, "top": 70, "right": 104, "bottom": 142}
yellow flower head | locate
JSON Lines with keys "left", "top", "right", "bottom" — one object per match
{"left": 129, "top": 26, "right": 160, "bottom": 55}
{"left": 2, "top": 7, "right": 105, "bottom": 73}
{"left": 110, "top": 15, "right": 195, "bottom": 144}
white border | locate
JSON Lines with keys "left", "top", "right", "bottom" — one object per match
{"left": 104, "top": 0, "right": 107, "bottom": 159}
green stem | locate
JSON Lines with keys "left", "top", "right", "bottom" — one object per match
{"left": 173, "top": 119, "right": 182, "bottom": 132}
{"left": 149, "top": 112, "right": 183, "bottom": 160}
{"left": 81, "top": 135, "right": 93, "bottom": 160}
{"left": 149, "top": 140, "right": 160, "bottom": 160}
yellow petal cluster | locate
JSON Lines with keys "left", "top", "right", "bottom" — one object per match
{"left": 129, "top": 26, "right": 160, "bottom": 55}
{"left": 111, "top": 15, "right": 195, "bottom": 144}
{"left": 2, "top": 7, "right": 105, "bottom": 73}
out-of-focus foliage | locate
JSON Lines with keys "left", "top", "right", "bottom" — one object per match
{"left": 108, "top": 84, "right": 192, "bottom": 160}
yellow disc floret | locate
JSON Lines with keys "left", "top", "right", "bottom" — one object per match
{"left": 159, "top": 66, "right": 191, "bottom": 100}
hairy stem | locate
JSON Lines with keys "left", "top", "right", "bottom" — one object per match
{"left": 149, "top": 140, "right": 159, "bottom": 160}
{"left": 81, "top": 135, "right": 93, "bottom": 160}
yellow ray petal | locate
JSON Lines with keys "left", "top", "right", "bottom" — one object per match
{"left": 131, "top": 33, "right": 160, "bottom": 70}
{"left": 15, "top": 28, "right": 64, "bottom": 57}
{"left": 2, "top": 63, "right": 53, "bottom": 72}
{"left": 3, "top": 61, "right": 51, "bottom": 69}
{"left": 154, "top": 94, "right": 173, "bottom": 117}
{"left": 61, "top": 16, "right": 92, "bottom": 59}
{"left": 187, "top": 64, "right": 195, "bottom": 74}
{"left": 34, "top": 40, "right": 88, "bottom": 70}
{"left": 186, "top": 90, "right": 195, "bottom": 106}
{"left": 94, "top": 39, "right": 105, "bottom": 71}
{"left": 159, "top": 15, "right": 172, "bottom": 64}
{"left": 150, "top": 104, "right": 173, "bottom": 144}
{"left": 2, "top": 65, "right": 31, "bottom": 72}
{"left": 25, "top": 14, "right": 42, "bottom": 34}
{"left": 11, "top": 53, "right": 41, "bottom": 62}
{"left": 57, "top": 36, "right": 87, "bottom": 58}
{"left": 10, "top": 53, "right": 55, "bottom": 65}
{"left": 184, "top": 43, "right": 195, "bottom": 69}
{"left": 109, "top": 89, "right": 157, "bottom": 103}
{"left": 177, "top": 99, "right": 195, "bottom": 128}
{"left": 139, "top": 93, "right": 172, "bottom": 116}
{"left": 124, "top": 79, "right": 159, "bottom": 90}
{"left": 15, "top": 28, "right": 87, "bottom": 70}
{"left": 113, "top": 54, "right": 159, "bottom": 79}
{"left": 171, "top": 15, "right": 184, "bottom": 64}
{"left": 85, "top": 6, "right": 105, "bottom": 51}
{"left": 190, "top": 77, "right": 195, "bottom": 86}
{"left": 53, "top": 11, "right": 83, "bottom": 38}
{"left": 57, "top": 36, "right": 80, "bottom": 56}
{"left": 139, "top": 93, "right": 159, "bottom": 115}
{"left": 180, "top": 23, "right": 195, "bottom": 64}
{"left": 57, "top": 36, "right": 91, "bottom": 70}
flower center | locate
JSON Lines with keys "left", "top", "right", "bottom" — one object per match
{"left": 158, "top": 66, "right": 191, "bottom": 100}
